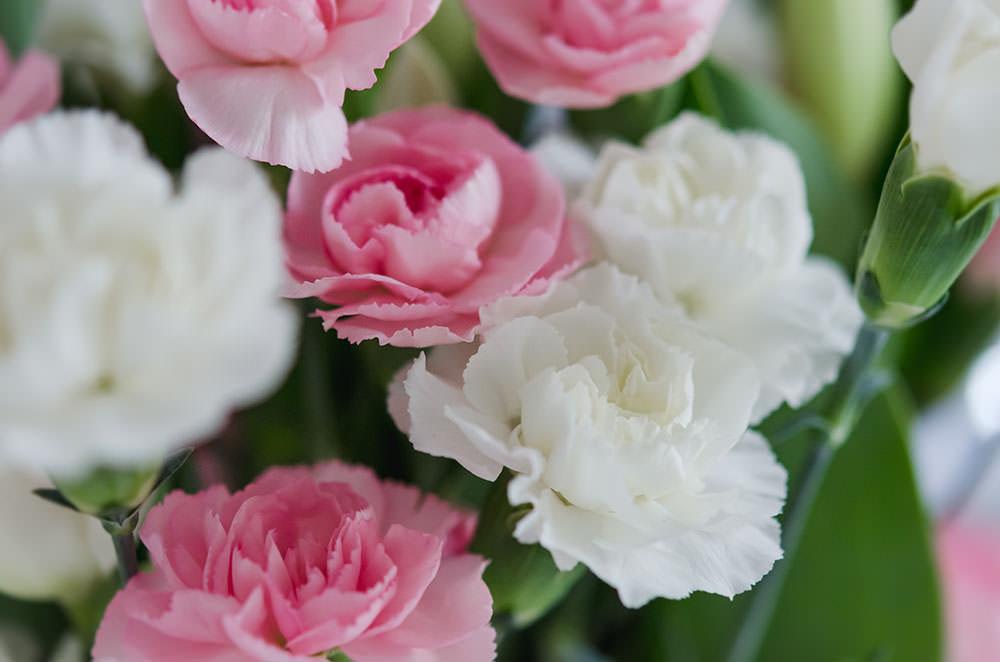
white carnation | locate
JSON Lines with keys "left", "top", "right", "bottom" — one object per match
{"left": 37, "top": 0, "right": 158, "bottom": 92}
{"left": 579, "top": 112, "right": 862, "bottom": 421}
{"left": 892, "top": 0, "right": 1000, "bottom": 196}
{"left": 396, "top": 264, "right": 786, "bottom": 607}
{"left": 0, "top": 111, "right": 297, "bottom": 476}
{"left": 0, "top": 466, "right": 115, "bottom": 602}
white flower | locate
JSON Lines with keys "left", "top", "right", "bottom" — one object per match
{"left": 37, "top": 0, "right": 158, "bottom": 92}
{"left": 578, "top": 112, "right": 862, "bottom": 421}
{"left": 395, "top": 264, "right": 787, "bottom": 607}
{"left": 892, "top": 0, "right": 1000, "bottom": 196}
{"left": 0, "top": 465, "right": 115, "bottom": 602}
{"left": 0, "top": 111, "right": 298, "bottom": 476}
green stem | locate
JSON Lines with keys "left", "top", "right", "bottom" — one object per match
{"left": 112, "top": 530, "right": 139, "bottom": 586}
{"left": 724, "top": 439, "right": 835, "bottom": 662}
{"left": 724, "top": 323, "right": 890, "bottom": 662}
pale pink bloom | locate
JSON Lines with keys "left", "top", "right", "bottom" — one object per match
{"left": 937, "top": 523, "right": 1000, "bottom": 662}
{"left": 963, "top": 218, "right": 1000, "bottom": 296}
{"left": 142, "top": 0, "right": 441, "bottom": 173}
{"left": 462, "top": 0, "right": 729, "bottom": 108}
{"left": 0, "top": 38, "right": 60, "bottom": 135}
{"left": 93, "top": 461, "right": 495, "bottom": 662}
{"left": 284, "top": 106, "right": 589, "bottom": 346}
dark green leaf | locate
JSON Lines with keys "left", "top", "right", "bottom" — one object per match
{"left": 0, "top": 0, "right": 42, "bottom": 57}
{"left": 31, "top": 488, "right": 79, "bottom": 512}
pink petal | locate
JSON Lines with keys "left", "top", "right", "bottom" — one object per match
{"left": 177, "top": 64, "right": 349, "bottom": 173}
{"left": 143, "top": 0, "right": 235, "bottom": 77}
{"left": 402, "top": 0, "right": 442, "bottom": 40}
{"left": 0, "top": 50, "right": 61, "bottom": 134}
{"left": 140, "top": 486, "right": 231, "bottom": 590}
{"left": 362, "top": 525, "right": 444, "bottom": 637}
{"left": 343, "top": 555, "right": 493, "bottom": 656}
{"left": 186, "top": 0, "right": 328, "bottom": 64}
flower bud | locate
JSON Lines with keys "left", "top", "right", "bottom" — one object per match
{"left": 470, "top": 476, "right": 585, "bottom": 627}
{"left": 52, "top": 463, "right": 160, "bottom": 517}
{"left": 856, "top": 137, "right": 1000, "bottom": 329}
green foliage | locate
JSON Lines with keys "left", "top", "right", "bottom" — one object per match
{"left": 0, "top": 0, "right": 41, "bottom": 56}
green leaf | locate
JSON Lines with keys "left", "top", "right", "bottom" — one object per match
{"left": 0, "top": 0, "right": 42, "bottom": 56}
{"left": 687, "top": 60, "right": 872, "bottom": 271}
{"left": 620, "top": 390, "right": 941, "bottom": 661}
{"left": 757, "top": 390, "right": 941, "bottom": 661}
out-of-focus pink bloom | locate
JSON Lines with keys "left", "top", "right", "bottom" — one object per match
{"left": 964, "top": 219, "right": 1000, "bottom": 296}
{"left": 142, "top": 0, "right": 441, "bottom": 172}
{"left": 93, "top": 461, "right": 495, "bottom": 662}
{"left": 937, "top": 523, "right": 1000, "bottom": 662}
{"left": 462, "top": 0, "right": 728, "bottom": 108}
{"left": 0, "top": 37, "right": 60, "bottom": 135}
{"left": 284, "top": 105, "right": 589, "bottom": 347}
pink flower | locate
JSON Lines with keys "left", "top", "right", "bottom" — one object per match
{"left": 463, "top": 0, "right": 728, "bottom": 108}
{"left": 963, "top": 218, "right": 1000, "bottom": 296}
{"left": 284, "top": 106, "right": 589, "bottom": 346}
{"left": 937, "top": 523, "right": 1000, "bottom": 662}
{"left": 142, "top": 0, "right": 442, "bottom": 173}
{"left": 0, "top": 38, "right": 60, "bottom": 135}
{"left": 92, "top": 461, "right": 495, "bottom": 662}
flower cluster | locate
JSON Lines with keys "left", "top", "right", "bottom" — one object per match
{"left": 2, "top": 0, "right": 981, "bottom": 660}
{"left": 391, "top": 113, "right": 861, "bottom": 607}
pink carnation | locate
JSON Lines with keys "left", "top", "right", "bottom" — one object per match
{"left": 284, "top": 106, "right": 589, "bottom": 346}
{"left": 463, "top": 0, "right": 728, "bottom": 108}
{"left": 93, "top": 461, "right": 495, "bottom": 662}
{"left": 0, "top": 37, "right": 60, "bottom": 135}
{"left": 937, "top": 523, "right": 1000, "bottom": 662}
{"left": 142, "top": 0, "right": 441, "bottom": 173}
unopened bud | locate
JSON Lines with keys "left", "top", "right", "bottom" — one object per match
{"left": 856, "top": 137, "right": 1000, "bottom": 329}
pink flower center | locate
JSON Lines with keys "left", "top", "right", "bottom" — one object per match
{"left": 322, "top": 154, "right": 504, "bottom": 293}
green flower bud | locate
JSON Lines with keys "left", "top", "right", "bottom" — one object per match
{"left": 470, "top": 475, "right": 585, "bottom": 628}
{"left": 856, "top": 136, "right": 1000, "bottom": 329}
{"left": 53, "top": 463, "right": 161, "bottom": 517}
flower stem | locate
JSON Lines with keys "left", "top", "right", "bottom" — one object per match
{"left": 724, "top": 439, "right": 835, "bottom": 662}
{"left": 724, "top": 323, "right": 889, "bottom": 662}
{"left": 111, "top": 529, "right": 139, "bottom": 586}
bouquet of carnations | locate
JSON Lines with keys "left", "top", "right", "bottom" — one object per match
{"left": 2, "top": 0, "right": 999, "bottom": 660}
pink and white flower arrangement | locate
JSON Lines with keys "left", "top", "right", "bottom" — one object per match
{"left": 392, "top": 264, "right": 787, "bottom": 607}
{"left": 0, "top": 36, "right": 60, "bottom": 135}
{"left": 92, "top": 461, "right": 495, "bottom": 662}
{"left": 142, "top": 0, "right": 442, "bottom": 172}
{"left": 462, "top": 0, "right": 729, "bottom": 108}
{"left": 284, "top": 105, "right": 589, "bottom": 346}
